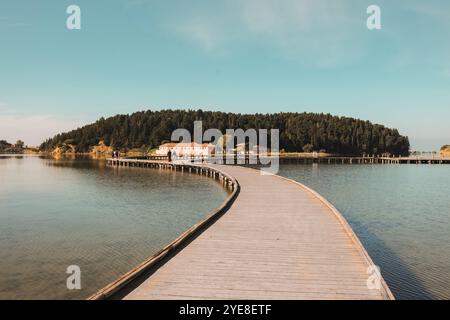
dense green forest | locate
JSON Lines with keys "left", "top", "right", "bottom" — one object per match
{"left": 40, "top": 110, "right": 410, "bottom": 155}
{"left": 0, "top": 140, "right": 12, "bottom": 152}
{"left": 0, "top": 140, "right": 24, "bottom": 153}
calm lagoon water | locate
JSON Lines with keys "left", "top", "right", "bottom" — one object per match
{"left": 0, "top": 156, "right": 227, "bottom": 299}
{"left": 1, "top": 157, "right": 449, "bottom": 300}
{"left": 279, "top": 164, "right": 450, "bottom": 300}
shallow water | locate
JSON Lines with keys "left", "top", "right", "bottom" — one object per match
{"left": 1, "top": 157, "right": 448, "bottom": 300}
{"left": 279, "top": 164, "right": 450, "bottom": 300}
{"left": 0, "top": 156, "right": 227, "bottom": 299}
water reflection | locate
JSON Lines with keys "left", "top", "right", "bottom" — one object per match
{"left": 0, "top": 156, "right": 227, "bottom": 299}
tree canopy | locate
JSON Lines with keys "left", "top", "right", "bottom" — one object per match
{"left": 0, "top": 140, "right": 24, "bottom": 153}
{"left": 0, "top": 140, "right": 12, "bottom": 152}
{"left": 40, "top": 109, "right": 410, "bottom": 156}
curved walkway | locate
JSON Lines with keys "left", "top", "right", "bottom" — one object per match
{"left": 119, "top": 164, "right": 393, "bottom": 300}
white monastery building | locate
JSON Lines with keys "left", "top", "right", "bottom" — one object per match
{"left": 157, "top": 143, "right": 215, "bottom": 157}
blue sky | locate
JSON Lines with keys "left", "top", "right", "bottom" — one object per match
{"left": 1, "top": 0, "right": 449, "bottom": 149}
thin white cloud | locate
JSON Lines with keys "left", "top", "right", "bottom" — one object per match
{"left": 175, "top": 20, "right": 220, "bottom": 52}
{"left": 240, "top": 0, "right": 349, "bottom": 34}
{"left": 170, "top": 0, "right": 363, "bottom": 66}
{"left": 407, "top": 2, "right": 450, "bottom": 23}
{"left": 0, "top": 113, "right": 84, "bottom": 147}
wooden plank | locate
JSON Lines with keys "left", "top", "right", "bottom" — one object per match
{"left": 100, "top": 162, "right": 395, "bottom": 300}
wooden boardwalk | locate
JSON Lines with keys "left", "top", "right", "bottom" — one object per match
{"left": 97, "top": 162, "right": 393, "bottom": 300}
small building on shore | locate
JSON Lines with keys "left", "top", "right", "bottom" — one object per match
{"left": 236, "top": 143, "right": 268, "bottom": 155}
{"left": 157, "top": 142, "right": 215, "bottom": 157}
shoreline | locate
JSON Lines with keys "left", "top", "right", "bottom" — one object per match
{"left": 5, "top": 152, "right": 450, "bottom": 164}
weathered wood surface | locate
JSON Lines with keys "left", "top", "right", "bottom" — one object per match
{"left": 121, "top": 164, "right": 393, "bottom": 300}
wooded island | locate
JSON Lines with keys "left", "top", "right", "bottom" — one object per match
{"left": 40, "top": 110, "right": 410, "bottom": 156}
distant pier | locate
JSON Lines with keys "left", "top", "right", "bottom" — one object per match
{"left": 279, "top": 156, "right": 450, "bottom": 165}
{"left": 126, "top": 154, "right": 450, "bottom": 165}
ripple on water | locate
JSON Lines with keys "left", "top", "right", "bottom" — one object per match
{"left": 279, "top": 164, "right": 450, "bottom": 300}
{"left": 0, "top": 157, "right": 228, "bottom": 299}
